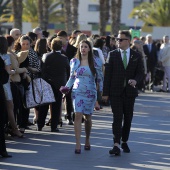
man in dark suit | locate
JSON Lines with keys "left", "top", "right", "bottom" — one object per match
{"left": 102, "top": 30, "right": 144, "bottom": 156}
{"left": 143, "top": 34, "right": 158, "bottom": 90}
{"left": 57, "top": 30, "right": 77, "bottom": 125}
{"left": 37, "top": 38, "right": 70, "bottom": 132}
{"left": 0, "top": 57, "right": 12, "bottom": 158}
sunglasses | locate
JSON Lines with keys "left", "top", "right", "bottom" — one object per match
{"left": 116, "top": 38, "right": 128, "bottom": 42}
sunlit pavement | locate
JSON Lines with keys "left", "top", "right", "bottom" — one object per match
{"left": 0, "top": 92, "right": 170, "bottom": 170}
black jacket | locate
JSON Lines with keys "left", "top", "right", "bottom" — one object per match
{"left": 41, "top": 51, "right": 70, "bottom": 90}
{"left": 61, "top": 43, "right": 77, "bottom": 61}
{"left": 103, "top": 48, "right": 144, "bottom": 97}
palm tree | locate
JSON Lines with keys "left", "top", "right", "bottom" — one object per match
{"left": 129, "top": 0, "right": 170, "bottom": 26}
{"left": 37, "top": 0, "right": 43, "bottom": 28}
{"left": 12, "top": 0, "right": 23, "bottom": 31}
{"left": 111, "top": 0, "right": 122, "bottom": 35}
{"left": 63, "top": 0, "right": 72, "bottom": 35}
{"left": 111, "top": 0, "right": 116, "bottom": 35}
{"left": 23, "top": 0, "right": 38, "bottom": 22}
{"left": 22, "top": 0, "right": 64, "bottom": 25}
{"left": 99, "top": 0, "right": 110, "bottom": 36}
{"left": 71, "top": 0, "right": 79, "bottom": 30}
{"left": 42, "top": 0, "right": 49, "bottom": 30}
{"left": 37, "top": 0, "right": 49, "bottom": 30}
{"left": 115, "top": 0, "right": 122, "bottom": 33}
{"left": 0, "top": 0, "right": 11, "bottom": 24}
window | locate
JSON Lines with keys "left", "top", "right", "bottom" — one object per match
{"left": 88, "top": 4, "right": 99, "bottom": 11}
{"left": 134, "top": 0, "right": 144, "bottom": 7}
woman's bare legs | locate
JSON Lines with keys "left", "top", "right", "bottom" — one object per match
{"left": 33, "top": 108, "right": 38, "bottom": 124}
{"left": 74, "top": 112, "right": 83, "bottom": 149}
{"left": 84, "top": 114, "right": 92, "bottom": 146}
{"left": 6, "top": 100, "right": 23, "bottom": 137}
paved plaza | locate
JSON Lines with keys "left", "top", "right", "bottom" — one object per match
{"left": 0, "top": 92, "right": 170, "bottom": 170}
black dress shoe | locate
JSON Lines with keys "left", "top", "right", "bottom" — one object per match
{"left": 68, "top": 120, "right": 74, "bottom": 125}
{"left": 121, "top": 143, "right": 130, "bottom": 153}
{"left": 109, "top": 146, "right": 121, "bottom": 156}
{"left": 0, "top": 152, "right": 12, "bottom": 158}
{"left": 51, "top": 128, "right": 59, "bottom": 132}
{"left": 36, "top": 127, "right": 42, "bottom": 131}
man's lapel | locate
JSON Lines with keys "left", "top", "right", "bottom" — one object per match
{"left": 126, "top": 49, "right": 135, "bottom": 70}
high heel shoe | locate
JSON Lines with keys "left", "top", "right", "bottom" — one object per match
{"left": 84, "top": 145, "right": 91, "bottom": 150}
{"left": 75, "top": 145, "right": 81, "bottom": 154}
{"left": 75, "top": 149, "right": 81, "bottom": 154}
{"left": 0, "top": 152, "right": 12, "bottom": 158}
{"left": 33, "top": 117, "right": 37, "bottom": 125}
{"left": 11, "top": 128, "right": 24, "bottom": 138}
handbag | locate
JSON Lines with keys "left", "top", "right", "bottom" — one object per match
{"left": 25, "top": 78, "right": 55, "bottom": 108}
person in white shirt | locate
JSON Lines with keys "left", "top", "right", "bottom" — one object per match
{"left": 159, "top": 35, "right": 170, "bottom": 92}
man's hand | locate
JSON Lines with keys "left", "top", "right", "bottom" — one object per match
{"left": 128, "top": 79, "right": 137, "bottom": 88}
{"left": 102, "top": 96, "right": 109, "bottom": 102}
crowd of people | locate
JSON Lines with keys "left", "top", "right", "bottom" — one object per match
{"left": 0, "top": 27, "right": 169, "bottom": 157}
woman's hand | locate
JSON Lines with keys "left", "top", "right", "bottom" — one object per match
{"left": 59, "top": 86, "right": 70, "bottom": 94}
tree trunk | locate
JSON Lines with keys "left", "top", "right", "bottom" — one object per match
{"left": 63, "top": 0, "right": 72, "bottom": 35}
{"left": 111, "top": 0, "right": 117, "bottom": 35}
{"left": 71, "top": 0, "right": 79, "bottom": 30}
{"left": 12, "top": 0, "right": 23, "bottom": 31}
{"left": 37, "top": 0, "right": 43, "bottom": 28}
{"left": 115, "top": 0, "right": 122, "bottom": 33}
{"left": 99, "top": 0, "right": 110, "bottom": 36}
{"left": 42, "top": 0, "right": 49, "bottom": 30}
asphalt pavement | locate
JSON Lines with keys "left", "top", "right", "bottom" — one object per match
{"left": 0, "top": 91, "right": 170, "bottom": 170}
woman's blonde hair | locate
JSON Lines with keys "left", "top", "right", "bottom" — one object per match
{"left": 74, "top": 33, "right": 87, "bottom": 48}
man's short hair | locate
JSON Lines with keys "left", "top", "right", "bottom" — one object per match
{"left": 146, "top": 34, "right": 152, "bottom": 39}
{"left": 33, "top": 27, "right": 42, "bottom": 34}
{"left": 57, "top": 30, "right": 67, "bottom": 37}
{"left": 51, "top": 38, "right": 62, "bottom": 51}
{"left": 163, "top": 35, "right": 169, "bottom": 39}
{"left": 10, "top": 28, "right": 20, "bottom": 35}
{"left": 27, "top": 32, "right": 37, "bottom": 41}
{"left": 118, "top": 30, "right": 132, "bottom": 40}
{"left": 72, "top": 30, "right": 81, "bottom": 35}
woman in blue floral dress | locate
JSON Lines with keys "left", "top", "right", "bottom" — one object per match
{"left": 62, "top": 40, "right": 103, "bottom": 154}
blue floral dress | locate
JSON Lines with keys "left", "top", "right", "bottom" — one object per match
{"left": 66, "top": 57, "right": 103, "bottom": 115}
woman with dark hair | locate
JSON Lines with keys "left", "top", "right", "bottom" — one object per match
{"left": 0, "top": 35, "right": 23, "bottom": 138}
{"left": 14, "top": 35, "right": 40, "bottom": 133}
{"left": 0, "top": 57, "right": 12, "bottom": 157}
{"left": 27, "top": 32, "right": 37, "bottom": 49}
{"left": 61, "top": 40, "right": 103, "bottom": 154}
{"left": 34, "top": 38, "right": 48, "bottom": 60}
{"left": 33, "top": 38, "right": 48, "bottom": 124}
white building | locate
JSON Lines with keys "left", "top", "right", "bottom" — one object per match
{"left": 78, "top": 0, "right": 147, "bottom": 28}
{"left": 78, "top": 0, "right": 170, "bottom": 39}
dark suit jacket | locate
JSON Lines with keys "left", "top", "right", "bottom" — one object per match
{"left": 0, "top": 57, "right": 9, "bottom": 153}
{"left": 41, "top": 51, "right": 70, "bottom": 90}
{"left": 103, "top": 48, "right": 144, "bottom": 97}
{"left": 143, "top": 43, "right": 157, "bottom": 69}
{"left": 61, "top": 43, "right": 77, "bottom": 61}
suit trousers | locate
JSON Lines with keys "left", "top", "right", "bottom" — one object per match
{"left": 0, "top": 87, "right": 7, "bottom": 153}
{"left": 110, "top": 90, "right": 135, "bottom": 144}
{"left": 37, "top": 85, "right": 62, "bottom": 130}
{"left": 162, "top": 66, "right": 170, "bottom": 91}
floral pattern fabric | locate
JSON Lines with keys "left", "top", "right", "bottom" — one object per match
{"left": 66, "top": 58, "right": 103, "bottom": 114}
